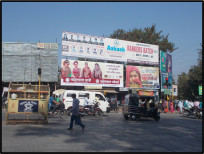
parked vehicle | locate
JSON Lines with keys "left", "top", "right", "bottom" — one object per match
{"left": 122, "top": 94, "right": 160, "bottom": 121}
{"left": 62, "top": 90, "right": 110, "bottom": 115}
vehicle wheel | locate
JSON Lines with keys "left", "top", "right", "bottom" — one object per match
{"left": 130, "top": 114, "right": 136, "bottom": 120}
{"left": 94, "top": 111, "right": 99, "bottom": 117}
{"left": 114, "top": 107, "right": 119, "bottom": 113}
{"left": 98, "top": 110, "right": 104, "bottom": 116}
{"left": 154, "top": 116, "right": 160, "bottom": 121}
{"left": 183, "top": 111, "right": 188, "bottom": 117}
{"left": 67, "top": 108, "right": 72, "bottom": 116}
{"left": 60, "top": 110, "right": 67, "bottom": 118}
{"left": 123, "top": 114, "right": 129, "bottom": 120}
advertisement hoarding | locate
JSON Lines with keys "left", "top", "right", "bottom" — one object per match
{"left": 172, "top": 85, "right": 178, "bottom": 96}
{"left": 161, "top": 72, "right": 172, "bottom": 91}
{"left": 126, "top": 65, "right": 159, "bottom": 89}
{"left": 166, "top": 54, "right": 172, "bottom": 73}
{"left": 61, "top": 59, "right": 123, "bottom": 87}
{"left": 103, "top": 38, "right": 127, "bottom": 62}
{"left": 160, "top": 51, "right": 166, "bottom": 72}
{"left": 62, "top": 41, "right": 105, "bottom": 60}
{"left": 104, "top": 38, "right": 159, "bottom": 64}
{"left": 199, "top": 86, "right": 202, "bottom": 95}
{"left": 62, "top": 31, "right": 106, "bottom": 60}
{"left": 160, "top": 51, "right": 173, "bottom": 92}
{"left": 62, "top": 32, "right": 159, "bottom": 64}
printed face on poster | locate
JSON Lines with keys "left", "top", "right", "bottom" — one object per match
{"left": 61, "top": 59, "right": 123, "bottom": 87}
{"left": 166, "top": 54, "right": 172, "bottom": 73}
{"left": 126, "top": 65, "right": 159, "bottom": 89}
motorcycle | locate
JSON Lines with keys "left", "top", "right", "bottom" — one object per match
{"left": 194, "top": 107, "right": 202, "bottom": 119}
{"left": 109, "top": 100, "right": 119, "bottom": 113}
{"left": 79, "top": 101, "right": 103, "bottom": 117}
{"left": 48, "top": 102, "right": 67, "bottom": 118}
{"left": 92, "top": 102, "right": 104, "bottom": 117}
{"left": 182, "top": 106, "right": 200, "bottom": 118}
{"left": 79, "top": 105, "right": 93, "bottom": 117}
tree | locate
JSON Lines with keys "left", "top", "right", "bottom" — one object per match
{"left": 109, "top": 24, "right": 178, "bottom": 53}
{"left": 177, "top": 47, "right": 202, "bottom": 101}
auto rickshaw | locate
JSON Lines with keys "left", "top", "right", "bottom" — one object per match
{"left": 122, "top": 94, "right": 160, "bottom": 121}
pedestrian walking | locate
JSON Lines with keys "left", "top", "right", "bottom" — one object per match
{"left": 178, "top": 100, "right": 183, "bottom": 114}
{"left": 67, "top": 94, "right": 85, "bottom": 131}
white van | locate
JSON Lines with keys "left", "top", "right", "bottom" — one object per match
{"left": 62, "top": 90, "right": 110, "bottom": 113}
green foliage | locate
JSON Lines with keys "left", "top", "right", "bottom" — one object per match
{"left": 109, "top": 24, "right": 178, "bottom": 53}
{"left": 177, "top": 48, "right": 202, "bottom": 101}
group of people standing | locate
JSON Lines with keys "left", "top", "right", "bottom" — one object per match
{"left": 61, "top": 60, "right": 102, "bottom": 79}
{"left": 160, "top": 100, "right": 175, "bottom": 113}
{"left": 178, "top": 100, "right": 202, "bottom": 114}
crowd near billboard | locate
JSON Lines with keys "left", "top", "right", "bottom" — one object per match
{"left": 104, "top": 38, "right": 159, "bottom": 65}
{"left": 126, "top": 65, "right": 159, "bottom": 89}
{"left": 61, "top": 59, "right": 123, "bottom": 87}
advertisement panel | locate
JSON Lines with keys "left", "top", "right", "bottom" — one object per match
{"left": 172, "top": 85, "right": 178, "bottom": 96}
{"left": 126, "top": 65, "right": 159, "bottom": 89}
{"left": 37, "top": 43, "right": 58, "bottom": 49}
{"left": 160, "top": 51, "right": 166, "bottom": 72}
{"left": 62, "top": 41, "right": 105, "bottom": 60}
{"left": 103, "top": 38, "right": 127, "bottom": 62}
{"left": 62, "top": 31, "right": 104, "bottom": 45}
{"left": 62, "top": 32, "right": 159, "bottom": 64}
{"left": 161, "top": 72, "right": 172, "bottom": 91}
{"left": 199, "top": 86, "right": 202, "bottom": 95}
{"left": 166, "top": 54, "right": 172, "bottom": 73}
{"left": 62, "top": 31, "right": 105, "bottom": 60}
{"left": 104, "top": 38, "right": 159, "bottom": 64}
{"left": 61, "top": 59, "right": 123, "bottom": 87}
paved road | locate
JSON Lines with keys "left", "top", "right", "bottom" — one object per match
{"left": 2, "top": 109, "right": 202, "bottom": 152}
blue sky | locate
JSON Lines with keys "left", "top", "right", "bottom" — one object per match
{"left": 2, "top": 2, "right": 202, "bottom": 82}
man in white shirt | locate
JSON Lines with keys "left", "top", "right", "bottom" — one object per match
{"left": 189, "top": 100, "right": 194, "bottom": 109}
{"left": 11, "top": 93, "right": 17, "bottom": 99}
{"left": 84, "top": 94, "right": 93, "bottom": 114}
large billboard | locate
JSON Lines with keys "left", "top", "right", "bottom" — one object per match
{"left": 62, "top": 31, "right": 159, "bottom": 64}
{"left": 61, "top": 59, "right": 123, "bottom": 87}
{"left": 104, "top": 38, "right": 159, "bottom": 64}
{"left": 126, "top": 65, "right": 159, "bottom": 89}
